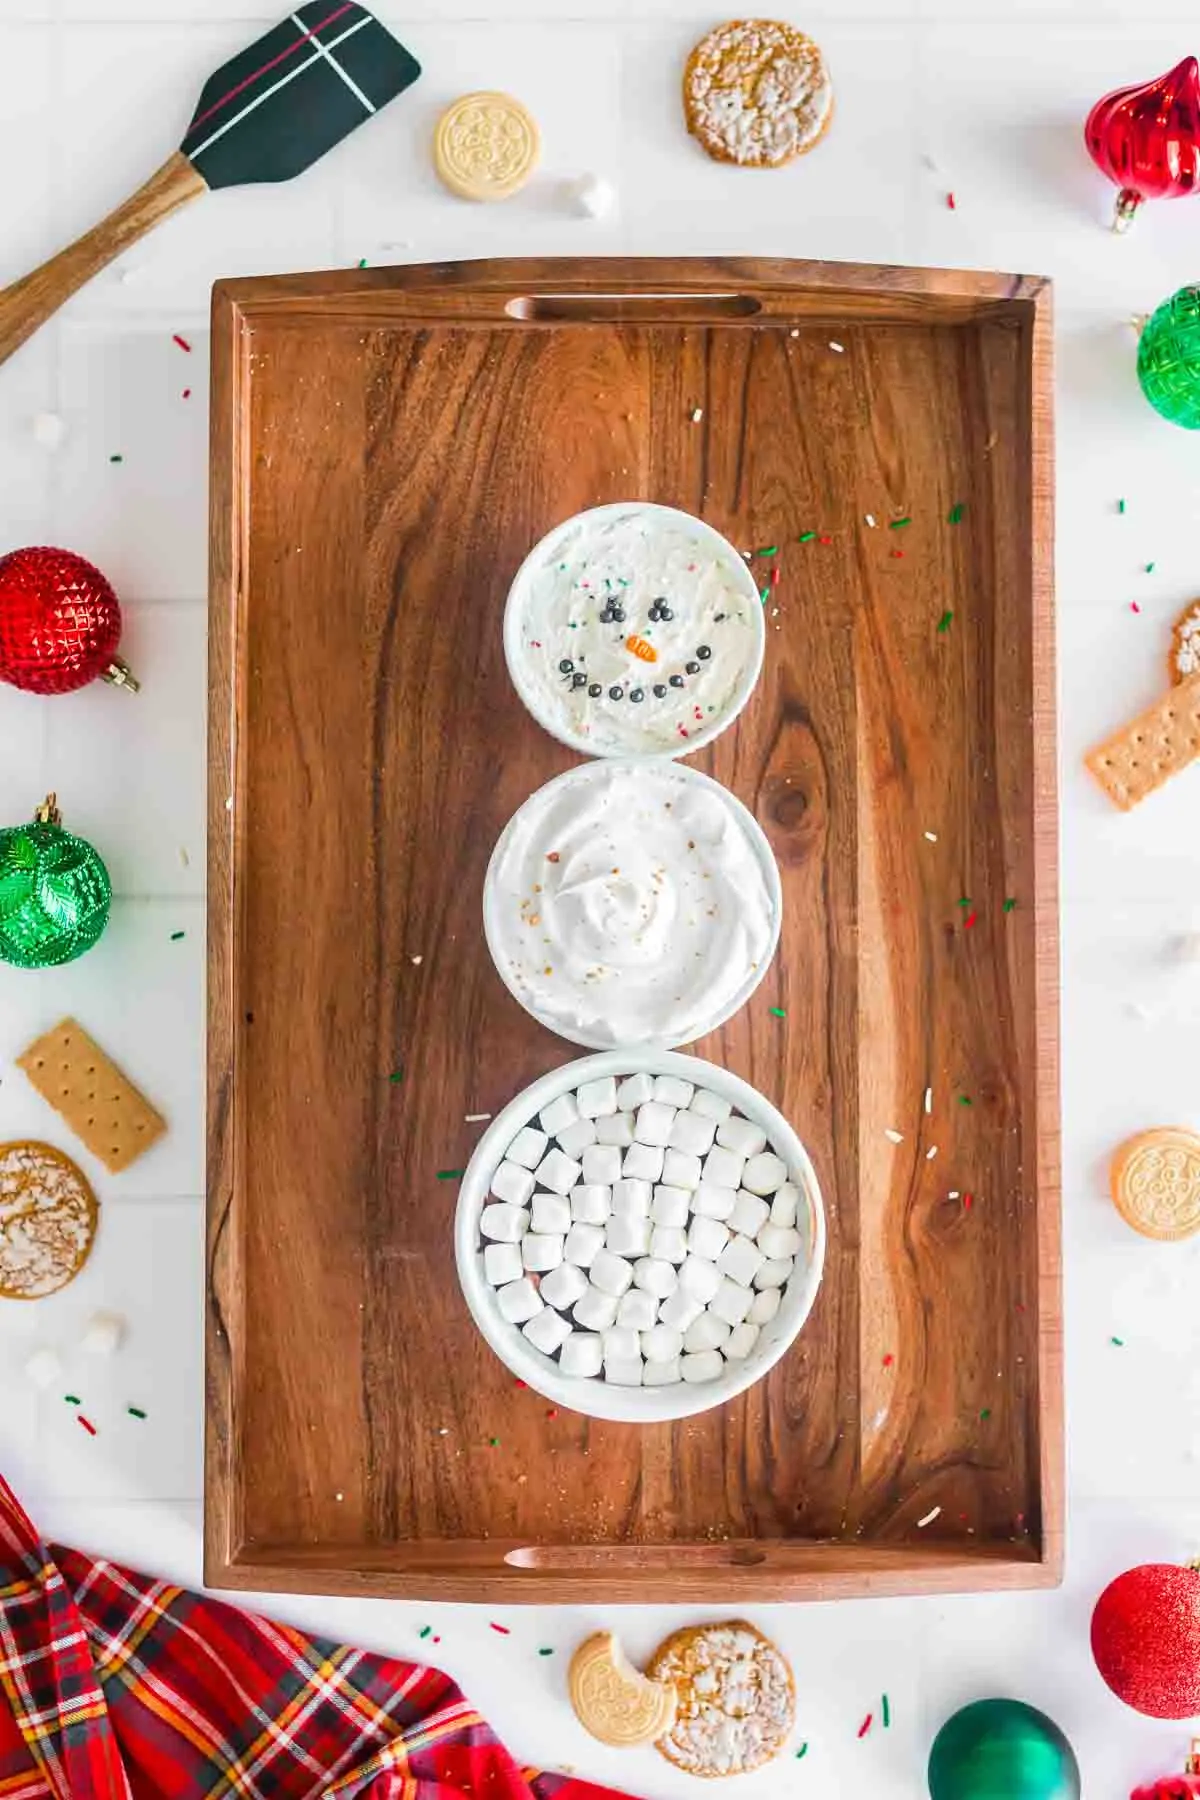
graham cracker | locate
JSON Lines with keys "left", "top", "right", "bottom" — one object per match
{"left": 17, "top": 1018, "right": 166, "bottom": 1174}
{"left": 1085, "top": 668, "right": 1200, "bottom": 810}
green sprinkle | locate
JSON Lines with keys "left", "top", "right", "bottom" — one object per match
{"left": 1003, "top": 897, "right": 1017, "bottom": 913}
{"left": 489, "top": 1436, "right": 501, "bottom": 1446}
{"left": 958, "top": 897, "right": 972, "bottom": 909}
{"left": 388, "top": 1068, "right": 404, "bottom": 1084}
{"left": 419, "top": 1625, "right": 433, "bottom": 1638}
{"left": 889, "top": 516, "right": 912, "bottom": 529}
{"left": 795, "top": 1743, "right": 809, "bottom": 1760}
{"left": 753, "top": 545, "right": 779, "bottom": 557}
{"left": 1111, "top": 1335, "right": 1125, "bottom": 1346}
{"left": 437, "top": 1168, "right": 465, "bottom": 1181}
{"left": 170, "top": 930, "right": 185, "bottom": 941}
{"left": 127, "top": 1406, "right": 147, "bottom": 1420}
{"left": 979, "top": 1408, "right": 991, "bottom": 1421}
{"left": 882, "top": 1694, "right": 891, "bottom": 1729}
{"left": 759, "top": 585, "right": 770, "bottom": 605}
{"left": 358, "top": 257, "right": 368, "bottom": 268}
{"left": 958, "top": 1094, "right": 972, "bottom": 1106}
{"left": 1117, "top": 497, "right": 1126, "bottom": 513}
{"left": 948, "top": 503, "right": 965, "bottom": 524}
{"left": 537, "top": 1647, "right": 554, "bottom": 1656}
{"left": 797, "top": 529, "right": 817, "bottom": 543}
{"left": 768, "top": 1006, "right": 787, "bottom": 1018}
{"left": 109, "top": 454, "right": 123, "bottom": 463}
{"left": 937, "top": 609, "right": 954, "bottom": 632}
{"left": 64, "top": 1395, "right": 81, "bottom": 1406}
{"left": 1145, "top": 562, "right": 1156, "bottom": 573}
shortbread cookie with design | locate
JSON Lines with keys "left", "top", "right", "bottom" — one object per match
{"left": 683, "top": 20, "right": 833, "bottom": 168}
{"left": 568, "top": 1631, "right": 679, "bottom": 1747}
{"left": 647, "top": 1618, "right": 795, "bottom": 1776}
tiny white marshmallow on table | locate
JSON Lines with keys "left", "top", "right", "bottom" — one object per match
{"left": 570, "top": 1184, "right": 610, "bottom": 1224}
{"left": 23, "top": 1346, "right": 63, "bottom": 1390}
{"left": 536, "top": 1148, "right": 583, "bottom": 1195}
{"left": 491, "top": 1160, "right": 535, "bottom": 1207}
{"left": 531, "top": 1192, "right": 571, "bottom": 1234}
{"left": 623, "top": 1141, "right": 664, "bottom": 1181}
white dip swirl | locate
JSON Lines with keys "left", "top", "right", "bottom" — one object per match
{"left": 484, "top": 762, "right": 780, "bottom": 1048}
{"left": 504, "top": 503, "right": 764, "bottom": 756}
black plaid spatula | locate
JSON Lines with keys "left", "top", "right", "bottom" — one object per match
{"left": 0, "top": 2, "right": 420, "bottom": 368}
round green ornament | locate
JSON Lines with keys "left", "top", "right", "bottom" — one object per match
{"left": 1138, "top": 285, "right": 1200, "bottom": 428}
{"left": 0, "top": 794, "right": 111, "bottom": 970}
{"left": 928, "top": 1698, "right": 1080, "bottom": 1800}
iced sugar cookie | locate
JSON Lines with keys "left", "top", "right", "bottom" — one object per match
{"left": 648, "top": 1618, "right": 795, "bottom": 1776}
{"left": 0, "top": 1140, "right": 98, "bottom": 1299}
{"left": 683, "top": 20, "right": 833, "bottom": 169}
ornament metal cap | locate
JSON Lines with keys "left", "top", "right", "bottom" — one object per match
{"left": 102, "top": 656, "right": 140, "bottom": 693}
{"left": 1189, "top": 1739, "right": 1200, "bottom": 1777}
{"left": 33, "top": 794, "right": 61, "bottom": 827}
{"left": 1111, "top": 187, "right": 1143, "bottom": 233}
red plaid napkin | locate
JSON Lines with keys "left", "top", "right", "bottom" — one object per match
{"left": 0, "top": 1475, "right": 634, "bottom": 1800}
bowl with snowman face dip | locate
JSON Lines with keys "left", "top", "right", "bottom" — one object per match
{"left": 454, "top": 1049, "right": 826, "bottom": 1423}
{"left": 503, "top": 502, "right": 765, "bottom": 758}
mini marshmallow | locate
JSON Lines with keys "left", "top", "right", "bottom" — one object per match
{"left": 23, "top": 1346, "right": 62, "bottom": 1390}
{"left": 678, "top": 1254, "right": 722, "bottom": 1303}
{"left": 658, "top": 1288, "right": 704, "bottom": 1330}
{"left": 692, "top": 1183, "right": 736, "bottom": 1220}
{"left": 690, "top": 1088, "right": 733, "bottom": 1124}
{"left": 564, "top": 1222, "right": 605, "bottom": 1266}
{"left": 523, "top": 1308, "right": 572, "bottom": 1355}
{"left": 643, "top": 1355, "right": 682, "bottom": 1385}
{"left": 718, "top": 1233, "right": 766, "bottom": 1288}
{"left": 570, "top": 1184, "right": 610, "bottom": 1224}
{"left": 594, "top": 1111, "right": 635, "bottom": 1147}
{"left": 573, "top": 1283, "right": 620, "bottom": 1330}
{"left": 641, "top": 1323, "right": 684, "bottom": 1362}
{"left": 684, "top": 1310, "right": 731, "bottom": 1353}
{"left": 654, "top": 1074, "right": 695, "bottom": 1109}
{"left": 633, "top": 1256, "right": 678, "bottom": 1299}
{"left": 582, "top": 1143, "right": 623, "bottom": 1186}
{"left": 562, "top": 171, "right": 615, "bottom": 218}
{"left": 484, "top": 1241, "right": 523, "bottom": 1286}
{"left": 747, "top": 1287, "right": 782, "bottom": 1325}
{"left": 611, "top": 1177, "right": 651, "bottom": 1217}
{"left": 604, "top": 1356, "right": 644, "bottom": 1386}
{"left": 757, "top": 1223, "right": 802, "bottom": 1260}
{"left": 634, "top": 1101, "right": 675, "bottom": 1146}
{"left": 716, "top": 1116, "right": 767, "bottom": 1158}
{"left": 661, "top": 1148, "right": 702, "bottom": 1189}
{"left": 481, "top": 1203, "right": 529, "bottom": 1243}
{"left": 496, "top": 1277, "right": 543, "bottom": 1324}
{"left": 560, "top": 1332, "right": 604, "bottom": 1377}
{"left": 651, "top": 1184, "right": 690, "bottom": 1227}
{"left": 728, "top": 1189, "right": 770, "bottom": 1238}
{"left": 540, "top": 1091, "right": 580, "bottom": 1136}
{"left": 523, "top": 1232, "right": 564, "bottom": 1272}
{"left": 754, "top": 1257, "right": 794, "bottom": 1290}
{"left": 681, "top": 1349, "right": 724, "bottom": 1384}
{"left": 687, "top": 1214, "right": 730, "bottom": 1260}
{"left": 589, "top": 1247, "right": 634, "bottom": 1296}
{"left": 771, "top": 1184, "right": 800, "bottom": 1228}
{"left": 650, "top": 1224, "right": 688, "bottom": 1264}
{"left": 703, "top": 1145, "right": 744, "bottom": 1189}
{"left": 31, "top": 411, "right": 67, "bottom": 450}
{"left": 536, "top": 1147, "right": 583, "bottom": 1195}
{"left": 669, "top": 1109, "right": 717, "bottom": 1156}
{"left": 724, "top": 1321, "right": 760, "bottom": 1360}
{"left": 710, "top": 1276, "right": 754, "bottom": 1326}
{"left": 531, "top": 1192, "right": 571, "bottom": 1234}
{"left": 606, "top": 1214, "right": 651, "bottom": 1258}
{"left": 541, "top": 1261, "right": 589, "bottom": 1310}
{"left": 556, "top": 1116, "right": 598, "bottom": 1159}
{"left": 617, "top": 1072, "right": 655, "bottom": 1111}
{"left": 577, "top": 1075, "right": 618, "bottom": 1118}
{"left": 742, "top": 1151, "right": 789, "bottom": 1194}
{"left": 617, "top": 1287, "right": 658, "bottom": 1330}
{"left": 623, "top": 1141, "right": 664, "bottom": 1181}
{"left": 603, "top": 1325, "right": 641, "bottom": 1362}
{"left": 491, "top": 1160, "right": 535, "bottom": 1207}
{"left": 506, "top": 1125, "right": 548, "bottom": 1170}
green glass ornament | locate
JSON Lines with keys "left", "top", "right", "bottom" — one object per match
{"left": 1137, "top": 285, "right": 1200, "bottom": 428}
{"left": 928, "top": 1699, "right": 1080, "bottom": 1800}
{"left": 0, "top": 794, "right": 111, "bottom": 970}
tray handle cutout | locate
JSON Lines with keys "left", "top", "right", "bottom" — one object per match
{"left": 506, "top": 292, "right": 762, "bottom": 323}
{"left": 506, "top": 1542, "right": 768, "bottom": 1570}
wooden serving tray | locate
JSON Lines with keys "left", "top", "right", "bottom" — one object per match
{"left": 207, "top": 257, "right": 1060, "bottom": 1602}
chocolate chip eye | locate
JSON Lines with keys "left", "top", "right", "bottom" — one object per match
{"left": 669, "top": 674, "right": 685, "bottom": 689}
{"left": 599, "top": 606, "right": 615, "bottom": 624}
{"left": 659, "top": 605, "right": 674, "bottom": 621}
{"left": 559, "top": 658, "right": 574, "bottom": 673}
{"left": 588, "top": 683, "right": 602, "bottom": 698}
{"left": 652, "top": 683, "right": 667, "bottom": 698}
{"left": 609, "top": 686, "right": 624, "bottom": 701}
{"left": 629, "top": 688, "right": 644, "bottom": 703}
{"left": 697, "top": 644, "right": 712, "bottom": 660}
{"left": 685, "top": 660, "right": 700, "bottom": 675}
{"left": 572, "top": 671, "right": 588, "bottom": 688}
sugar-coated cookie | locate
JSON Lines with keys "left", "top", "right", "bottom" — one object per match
{"left": 647, "top": 1618, "right": 795, "bottom": 1777}
{"left": 568, "top": 1631, "right": 679, "bottom": 1746}
{"left": 0, "top": 1140, "right": 98, "bottom": 1299}
{"left": 683, "top": 20, "right": 833, "bottom": 169}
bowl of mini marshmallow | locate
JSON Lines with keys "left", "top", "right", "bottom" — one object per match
{"left": 454, "top": 1049, "right": 825, "bottom": 1422}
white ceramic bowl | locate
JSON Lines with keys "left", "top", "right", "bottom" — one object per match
{"left": 482, "top": 760, "right": 782, "bottom": 1050}
{"left": 454, "top": 1049, "right": 825, "bottom": 1423}
{"left": 503, "top": 501, "right": 765, "bottom": 760}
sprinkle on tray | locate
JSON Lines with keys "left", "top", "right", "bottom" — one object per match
{"left": 890, "top": 549, "right": 905, "bottom": 558}
{"left": 538, "top": 1647, "right": 554, "bottom": 1657}
{"left": 798, "top": 529, "right": 817, "bottom": 543}
{"left": 961, "top": 1191, "right": 973, "bottom": 1209}
{"left": 889, "top": 516, "right": 911, "bottom": 530}
{"left": 882, "top": 1353, "right": 894, "bottom": 1368}
{"left": 865, "top": 514, "right": 877, "bottom": 527}
{"left": 937, "top": 609, "right": 954, "bottom": 632}
{"left": 419, "top": 1625, "right": 433, "bottom": 1638}
{"left": 1003, "top": 897, "right": 1017, "bottom": 913}
{"left": 437, "top": 1169, "right": 465, "bottom": 1181}
{"left": 829, "top": 341, "right": 845, "bottom": 353}
{"left": 884, "top": 1128, "right": 904, "bottom": 1144}
{"left": 691, "top": 408, "right": 704, "bottom": 423}
{"left": 958, "top": 1094, "right": 972, "bottom": 1106}
{"left": 464, "top": 1112, "right": 492, "bottom": 1122}
{"left": 127, "top": 1406, "right": 147, "bottom": 1420}
{"left": 768, "top": 1006, "right": 787, "bottom": 1018}
{"left": 170, "top": 930, "right": 185, "bottom": 941}
{"left": 172, "top": 334, "right": 192, "bottom": 352}
{"left": 858, "top": 1713, "right": 873, "bottom": 1739}
{"left": 917, "top": 1505, "right": 942, "bottom": 1528}
{"left": 759, "top": 585, "right": 771, "bottom": 606}
{"left": 963, "top": 911, "right": 977, "bottom": 929}
{"left": 489, "top": 1622, "right": 511, "bottom": 1634}
{"left": 489, "top": 1436, "right": 501, "bottom": 1446}
{"left": 924, "top": 1086, "right": 932, "bottom": 1114}
{"left": 924, "top": 830, "right": 938, "bottom": 842}
{"left": 64, "top": 1394, "right": 81, "bottom": 1406}
{"left": 948, "top": 502, "right": 964, "bottom": 523}
{"left": 77, "top": 1415, "right": 98, "bottom": 1436}
{"left": 926, "top": 1145, "right": 938, "bottom": 1161}
{"left": 389, "top": 1068, "right": 404, "bottom": 1083}
{"left": 882, "top": 1694, "right": 891, "bottom": 1729}
{"left": 979, "top": 1408, "right": 991, "bottom": 1421}
{"left": 752, "top": 545, "right": 779, "bottom": 557}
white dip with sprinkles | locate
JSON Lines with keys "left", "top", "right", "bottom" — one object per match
{"left": 503, "top": 502, "right": 765, "bottom": 756}
{"left": 484, "top": 761, "right": 780, "bottom": 1048}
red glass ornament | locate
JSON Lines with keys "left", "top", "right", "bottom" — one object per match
{"left": 1092, "top": 1563, "right": 1200, "bottom": 1718}
{"left": 1086, "top": 56, "right": 1200, "bottom": 231}
{"left": 0, "top": 547, "right": 138, "bottom": 696}
{"left": 1131, "top": 1739, "right": 1200, "bottom": 1799}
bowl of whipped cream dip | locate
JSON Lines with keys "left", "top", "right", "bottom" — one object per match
{"left": 483, "top": 760, "right": 781, "bottom": 1049}
{"left": 503, "top": 501, "right": 765, "bottom": 758}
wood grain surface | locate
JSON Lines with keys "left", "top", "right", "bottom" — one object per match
{"left": 207, "top": 257, "right": 1059, "bottom": 1602}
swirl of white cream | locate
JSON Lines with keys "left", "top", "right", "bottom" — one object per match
{"left": 484, "top": 762, "right": 780, "bottom": 1048}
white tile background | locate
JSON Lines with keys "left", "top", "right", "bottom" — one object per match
{"left": 3, "top": 1, "right": 1200, "bottom": 1793}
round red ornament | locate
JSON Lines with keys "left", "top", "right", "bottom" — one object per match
{"left": 0, "top": 546, "right": 138, "bottom": 696}
{"left": 1085, "top": 56, "right": 1200, "bottom": 231}
{"left": 1131, "top": 1738, "right": 1200, "bottom": 1799}
{"left": 1092, "top": 1562, "right": 1200, "bottom": 1718}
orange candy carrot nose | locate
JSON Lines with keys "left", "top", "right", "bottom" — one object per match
{"left": 625, "top": 634, "right": 658, "bottom": 663}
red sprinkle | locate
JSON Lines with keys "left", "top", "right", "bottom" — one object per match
{"left": 489, "top": 1622, "right": 511, "bottom": 1635}
{"left": 433, "top": 1635, "right": 441, "bottom": 1643}
{"left": 182, "top": 388, "right": 191, "bottom": 399}
{"left": 514, "top": 1378, "right": 527, "bottom": 1389}
{"left": 818, "top": 534, "right": 833, "bottom": 545}
{"left": 1130, "top": 601, "right": 1141, "bottom": 613}
{"left": 545, "top": 1408, "right": 558, "bottom": 1419}
{"left": 77, "top": 1416, "right": 97, "bottom": 1437}
{"left": 963, "top": 911, "right": 977, "bottom": 929}
{"left": 858, "top": 1714, "right": 873, "bottom": 1739}
{"left": 963, "top": 1193, "right": 974, "bottom": 1211}
{"left": 882, "top": 1353, "right": 894, "bottom": 1368}
{"left": 947, "top": 192, "right": 956, "bottom": 210}
{"left": 172, "top": 334, "right": 192, "bottom": 352}
{"left": 770, "top": 563, "right": 780, "bottom": 586}
{"left": 890, "top": 549, "right": 904, "bottom": 558}
{"left": 678, "top": 725, "right": 689, "bottom": 738}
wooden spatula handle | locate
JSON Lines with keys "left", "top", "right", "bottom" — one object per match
{"left": 0, "top": 151, "right": 208, "bottom": 368}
